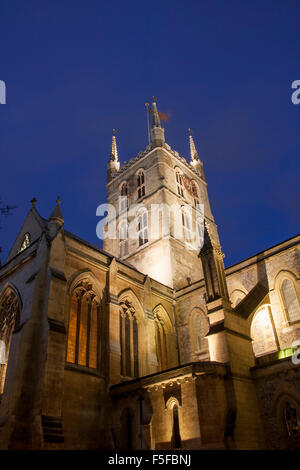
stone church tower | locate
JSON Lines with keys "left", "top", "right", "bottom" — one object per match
{"left": 103, "top": 100, "right": 220, "bottom": 289}
{"left": 0, "top": 101, "right": 300, "bottom": 450}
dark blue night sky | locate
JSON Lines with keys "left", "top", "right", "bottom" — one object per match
{"left": 1, "top": 0, "right": 299, "bottom": 267}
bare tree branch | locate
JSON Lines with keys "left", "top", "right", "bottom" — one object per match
{"left": 0, "top": 199, "right": 16, "bottom": 230}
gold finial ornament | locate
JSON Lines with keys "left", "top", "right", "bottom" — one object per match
{"left": 56, "top": 196, "right": 61, "bottom": 205}
{"left": 188, "top": 128, "right": 193, "bottom": 135}
{"left": 30, "top": 197, "right": 37, "bottom": 207}
{"left": 152, "top": 96, "right": 157, "bottom": 102}
{"left": 113, "top": 128, "right": 117, "bottom": 135}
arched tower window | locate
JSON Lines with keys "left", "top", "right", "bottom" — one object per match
{"left": 119, "top": 299, "right": 139, "bottom": 378}
{"left": 19, "top": 232, "right": 31, "bottom": 253}
{"left": 175, "top": 169, "right": 184, "bottom": 197}
{"left": 191, "top": 181, "right": 199, "bottom": 207}
{"left": 182, "top": 207, "right": 193, "bottom": 243}
{"left": 0, "top": 287, "right": 20, "bottom": 393}
{"left": 120, "top": 182, "right": 128, "bottom": 212}
{"left": 66, "top": 280, "right": 100, "bottom": 369}
{"left": 138, "top": 210, "right": 148, "bottom": 247}
{"left": 196, "top": 217, "right": 204, "bottom": 249}
{"left": 119, "top": 220, "right": 128, "bottom": 257}
{"left": 281, "top": 278, "right": 300, "bottom": 323}
{"left": 121, "top": 182, "right": 128, "bottom": 196}
{"left": 137, "top": 170, "right": 145, "bottom": 199}
{"left": 154, "top": 312, "right": 168, "bottom": 371}
{"left": 171, "top": 404, "right": 181, "bottom": 449}
{"left": 251, "top": 305, "right": 278, "bottom": 357}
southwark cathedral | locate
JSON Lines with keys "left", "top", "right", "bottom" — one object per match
{"left": 0, "top": 101, "right": 300, "bottom": 450}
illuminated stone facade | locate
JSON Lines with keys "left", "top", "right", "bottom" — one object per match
{"left": 0, "top": 103, "right": 300, "bottom": 449}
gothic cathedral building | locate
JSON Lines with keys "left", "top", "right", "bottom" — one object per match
{"left": 0, "top": 101, "right": 300, "bottom": 450}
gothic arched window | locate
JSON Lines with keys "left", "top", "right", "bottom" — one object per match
{"left": 175, "top": 169, "right": 184, "bottom": 197}
{"left": 121, "top": 182, "right": 128, "bottom": 196}
{"left": 138, "top": 210, "right": 148, "bottom": 247}
{"left": 137, "top": 170, "right": 145, "bottom": 199}
{"left": 191, "top": 181, "right": 199, "bottom": 207}
{"left": 66, "top": 281, "right": 100, "bottom": 369}
{"left": 120, "top": 182, "right": 128, "bottom": 212}
{"left": 119, "top": 299, "right": 139, "bottom": 378}
{"left": 281, "top": 278, "right": 300, "bottom": 323}
{"left": 182, "top": 207, "right": 193, "bottom": 243}
{"left": 196, "top": 217, "right": 204, "bottom": 249}
{"left": 251, "top": 305, "right": 278, "bottom": 357}
{"left": 119, "top": 220, "right": 128, "bottom": 257}
{"left": 154, "top": 312, "right": 167, "bottom": 371}
{"left": 171, "top": 404, "right": 181, "bottom": 449}
{"left": 0, "top": 287, "right": 20, "bottom": 394}
{"left": 19, "top": 232, "right": 31, "bottom": 253}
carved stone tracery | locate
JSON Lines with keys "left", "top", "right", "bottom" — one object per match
{"left": 0, "top": 290, "right": 20, "bottom": 336}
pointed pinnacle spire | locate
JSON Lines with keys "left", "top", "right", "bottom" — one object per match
{"left": 151, "top": 97, "right": 162, "bottom": 128}
{"left": 149, "top": 97, "right": 165, "bottom": 147}
{"left": 201, "top": 221, "right": 213, "bottom": 253}
{"left": 49, "top": 196, "right": 64, "bottom": 226}
{"left": 110, "top": 129, "right": 119, "bottom": 162}
{"left": 199, "top": 220, "right": 229, "bottom": 303}
{"left": 107, "top": 129, "right": 120, "bottom": 182}
{"left": 189, "top": 129, "right": 200, "bottom": 162}
{"left": 188, "top": 129, "right": 205, "bottom": 180}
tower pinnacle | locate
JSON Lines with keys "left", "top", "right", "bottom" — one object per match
{"left": 110, "top": 129, "right": 119, "bottom": 162}
{"left": 151, "top": 98, "right": 162, "bottom": 129}
{"left": 107, "top": 129, "right": 120, "bottom": 182}
{"left": 199, "top": 222, "right": 229, "bottom": 304}
{"left": 49, "top": 196, "right": 64, "bottom": 225}
{"left": 188, "top": 129, "right": 205, "bottom": 180}
{"left": 189, "top": 129, "right": 199, "bottom": 161}
{"left": 149, "top": 98, "right": 165, "bottom": 147}
{"left": 47, "top": 196, "right": 64, "bottom": 239}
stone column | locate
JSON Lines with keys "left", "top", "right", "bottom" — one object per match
{"left": 40, "top": 270, "right": 67, "bottom": 449}
{"left": 143, "top": 276, "right": 158, "bottom": 374}
{"left": 106, "top": 258, "right": 121, "bottom": 384}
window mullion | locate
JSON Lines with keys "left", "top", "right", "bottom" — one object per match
{"left": 86, "top": 298, "right": 92, "bottom": 367}
{"left": 75, "top": 292, "right": 82, "bottom": 365}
